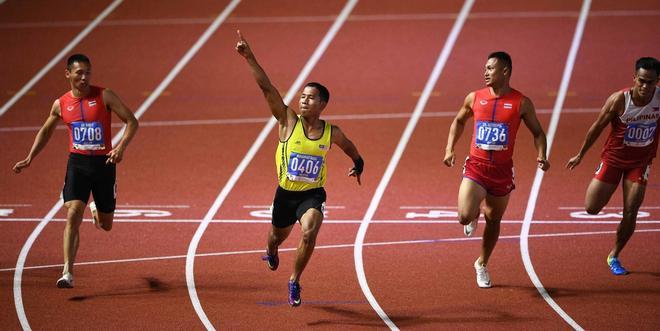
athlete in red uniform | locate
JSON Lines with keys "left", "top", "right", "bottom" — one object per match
{"left": 444, "top": 52, "right": 550, "bottom": 288}
{"left": 13, "top": 54, "right": 139, "bottom": 288}
{"left": 567, "top": 57, "right": 659, "bottom": 276}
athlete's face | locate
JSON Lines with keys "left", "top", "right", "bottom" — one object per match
{"left": 65, "top": 61, "right": 91, "bottom": 92}
{"left": 484, "top": 58, "right": 508, "bottom": 87}
{"left": 299, "top": 86, "right": 326, "bottom": 117}
{"left": 632, "top": 68, "right": 658, "bottom": 99}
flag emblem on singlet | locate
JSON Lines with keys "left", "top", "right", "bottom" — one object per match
{"left": 504, "top": 103, "right": 512, "bottom": 109}
{"left": 88, "top": 100, "right": 97, "bottom": 107}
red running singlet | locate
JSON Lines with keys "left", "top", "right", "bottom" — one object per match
{"left": 59, "top": 86, "right": 112, "bottom": 156}
{"left": 469, "top": 87, "right": 524, "bottom": 165}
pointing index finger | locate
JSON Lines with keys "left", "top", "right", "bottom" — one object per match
{"left": 237, "top": 30, "right": 245, "bottom": 41}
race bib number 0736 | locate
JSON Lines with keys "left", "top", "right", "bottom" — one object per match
{"left": 475, "top": 121, "right": 509, "bottom": 151}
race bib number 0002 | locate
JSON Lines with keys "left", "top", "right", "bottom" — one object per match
{"left": 72, "top": 121, "right": 105, "bottom": 150}
{"left": 475, "top": 121, "right": 509, "bottom": 151}
{"left": 287, "top": 152, "right": 323, "bottom": 183}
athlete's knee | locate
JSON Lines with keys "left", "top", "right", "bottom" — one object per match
{"left": 585, "top": 205, "right": 602, "bottom": 215}
{"left": 621, "top": 209, "right": 639, "bottom": 222}
{"left": 301, "top": 228, "right": 318, "bottom": 247}
{"left": 98, "top": 213, "right": 114, "bottom": 231}
{"left": 457, "top": 209, "right": 478, "bottom": 225}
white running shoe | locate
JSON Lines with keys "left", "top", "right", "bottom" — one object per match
{"left": 89, "top": 201, "right": 101, "bottom": 230}
{"left": 474, "top": 258, "right": 492, "bottom": 288}
{"left": 56, "top": 272, "right": 74, "bottom": 288}
{"left": 464, "top": 219, "right": 478, "bottom": 237}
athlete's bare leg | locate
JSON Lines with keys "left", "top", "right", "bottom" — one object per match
{"left": 91, "top": 206, "right": 114, "bottom": 231}
{"left": 291, "top": 208, "right": 323, "bottom": 283}
{"left": 609, "top": 179, "right": 646, "bottom": 258}
{"left": 479, "top": 193, "right": 510, "bottom": 266}
{"left": 457, "top": 178, "right": 487, "bottom": 226}
{"left": 267, "top": 224, "right": 294, "bottom": 257}
{"left": 63, "top": 200, "right": 85, "bottom": 276}
{"left": 584, "top": 178, "right": 618, "bottom": 215}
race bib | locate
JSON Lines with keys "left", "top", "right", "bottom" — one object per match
{"left": 72, "top": 121, "right": 105, "bottom": 150}
{"left": 624, "top": 122, "right": 656, "bottom": 147}
{"left": 286, "top": 152, "right": 323, "bottom": 183}
{"left": 475, "top": 121, "right": 509, "bottom": 151}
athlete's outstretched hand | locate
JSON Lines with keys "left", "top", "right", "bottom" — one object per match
{"left": 566, "top": 154, "right": 581, "bottom": 170}
{"left": 235, "top": 30, "right": 253, "bottom": 59}
{"left": 12, "top": 158, "right": 31, "bottom": 173}
{"left": 537, "top": 157, "right": 550, "bottom": 171}
{"left": 443, "top": 150, "right": 455, "bottom": 167}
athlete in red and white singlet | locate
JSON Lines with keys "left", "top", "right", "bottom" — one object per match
{"left": 469, "top": 87, "right": 524, "bottom": 165}
{"left": 13, "top": 54, "right": 138, "bottom": 288}
{"left": 567, "top": 57, "right": 659, "bottom": 275}
{"left": 601, "top": 87, "right": 660, "bottom": 169}
{"left": 59, "top": 85, "right": 113, "bottom": 156}
{"left": 444, "top": 52, "right": 549, "bottom": 288}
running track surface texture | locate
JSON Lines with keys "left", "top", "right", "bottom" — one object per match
{"left": 1, "top": 0, "right": 659, "bottom": 330}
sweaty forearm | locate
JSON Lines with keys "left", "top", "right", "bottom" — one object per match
{"left": 534, "top": 133, "right": 548, "bottom": 159}
{"left": 116, "top": 119, "right": 139, "bottom": 150}
{"left": 27, "top": 126, "right": 55, "bottom": 160}
{"left": 446, "top": 120, "right": 465, "bottom": 152}
{"left": 246, "top": 57, "right": 275, "bottom": 92}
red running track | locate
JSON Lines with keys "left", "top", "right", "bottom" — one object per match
{"left": 0, "top": 0, "right": 658, "bottom": 330}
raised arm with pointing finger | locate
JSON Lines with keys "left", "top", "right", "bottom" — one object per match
{"left": 235, "top": 30, "right": 297, "bottom": 141}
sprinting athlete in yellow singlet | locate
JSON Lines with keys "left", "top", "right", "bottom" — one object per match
{"left": 236, "top": 31, "right": 363, "bottom": 307}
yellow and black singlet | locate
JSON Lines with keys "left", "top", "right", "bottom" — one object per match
{"left": 276, "top": 116, "right": 332, "bottom": 191}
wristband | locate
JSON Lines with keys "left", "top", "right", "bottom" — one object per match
{"left": 352, "top": 157, "right": 364, "bottom": 175}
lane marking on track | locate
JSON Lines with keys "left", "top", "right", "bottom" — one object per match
{"left": 0, "top": 0, "right": 124, "bottom": 118}
{"left": 11, "top": 0, "right": 242, "bottom": 330}
{"left": 0, "top": 107, "right": 604, "bottom": 132}
{"left": 354, "top": 1, "right": 473, "bottom": 330}
{"left": 3, "top": 228, "right": 657, "bottom": 273}
{"left": 3, "top": 218, "right": 660, "bottom": 224}
{"left": 184, "top": 1, "right": 358, "bottom": 330}
{"left": 1, "top": 10, "right": 658, "bottom": 29}
{"left": 519, "top": 1, "right": 591, "bottom": 330}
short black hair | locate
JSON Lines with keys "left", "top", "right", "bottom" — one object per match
{"left": 488, "top": 51, "right": 512, "bottom": 73}
{"left": 304, "top": 82, "right": 330, "bottom": 103}
{"left": 66, "top": 54, "right": 91, "bottom": 70}
{"left": 635, "top": 57, "right": 659, "bottom": 75}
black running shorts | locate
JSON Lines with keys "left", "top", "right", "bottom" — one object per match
{"left": 62, "top": 153, "right": 116, "bottom": 213}
{"left": 271, "top": 186, "right": 326, "bottom": 228}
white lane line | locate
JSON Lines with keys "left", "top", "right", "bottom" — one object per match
{"left": 11, "top": 0, "right": 242, "bottom": 329}
{"left": 3, "top": 218, "right": 660, "bottom": 224}
{"left": 3, "top": 228, "right": 657, "bottom": 273}
{"left": 13, "top": 200, "right": 62, "bottom": 331}
{"left": 353, "top": 1, "right": 473, "bottom": 330}
{"left": 0, "top": 0, "right": 124, "bottom": 117}
{"left": 0, "top": 107, "right": 603, "bottom": 133}
{"left": 184, "top": 1, "right": 358, "bottom": 330}
{"left": 520, "top": 1, "right": 591, "bottom": 330}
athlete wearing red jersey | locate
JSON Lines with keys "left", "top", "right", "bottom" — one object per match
{"left": 444, "top": 52, "right": 549, "bottom": 288}
{"left": 567, "top": 57, "right": 659, "bottom": 276}
{"left": 13, "top": 54, "right": 139, "bottom": 288}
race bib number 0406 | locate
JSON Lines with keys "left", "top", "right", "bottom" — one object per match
{"left": 286, "top": 152, "right": 323, "bottom": 183}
